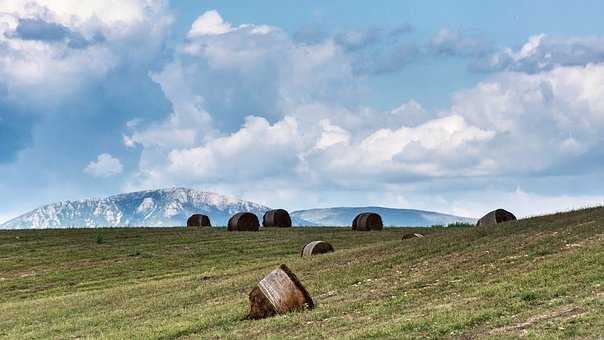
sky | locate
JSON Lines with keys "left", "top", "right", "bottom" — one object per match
{"left": 2, "top": 0, "right": 604, "bottom": 222}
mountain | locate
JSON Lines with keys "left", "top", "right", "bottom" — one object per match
{"left": 291, "top": 206, "right": 476, "bottom": 227}
{"left": 1, "top": 188, "right": 279, "bottom": 229}
{"left": 1, "top": 188, "right": 475, "bottom": 229}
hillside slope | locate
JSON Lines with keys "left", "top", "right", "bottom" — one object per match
{"left": 0, "top": 207, "right": 602, "bottom": 338}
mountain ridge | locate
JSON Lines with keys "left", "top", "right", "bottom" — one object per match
{"left": 1, "top": 188, "right": 275, "bottom": 229}
{"left": 1, "top": 188, "right": 475, "bottom": 229}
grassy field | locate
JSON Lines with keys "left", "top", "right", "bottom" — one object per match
{"left": 1, "top": 208, "right": 603, "bottom": 339}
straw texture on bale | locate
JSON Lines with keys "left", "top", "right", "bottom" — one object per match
{"left": 352, "top": 212, "right": 383, "bottom": 231}
{"left": 262, "top": 209, "right": 292, "bottom": 228}
{"left": 301, "top": 241, "right": 334, "bottom": 257}
{"left": 249, "top": 264, "right": 314, "bottom": 319}
{"left": 477, "top": 209, "right": 517, "bottom": 227}
{"left": 227, "top": 212, "right": 260, "bottom": 231}
{"left": 186, "top": 214, "right": 211, "bottom": 227}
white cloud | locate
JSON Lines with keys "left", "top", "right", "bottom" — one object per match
{"left": 0, "top": 0, "right": 172, "bottom": 166}
{"left": 430, "top": 28, "right": 490, "bottom": 57}
{"left": 388, "top": 100, "right": 431, "bottom": 127}
{"left": 165, "top": 116, "right": 301, "bottom": 181}
{"left": 187, "top": 10, "right": 274, "bottom": 39}
{"left": 0, "top": 0, "right": 170, "bottom": 105}
{"left": 0, "top": 0, "right": 163, "bottom": 26}
{"left": 111, "top": 11, "right": 604, "bottom": 218}
{"left": 315, "top": 119, "right": 350, "bottom": 150}
{"left": 475, "top": 34, "right": 604, "bottom": 73}
{"left": 188, "top": 10, "right": 232, "bottom": 36}
{"left": 308, "top": 115, "right": 495, "bottom": 180}
{"left": 84, "top": 153, "right": 123, "bottom": 178}
{"left": 126, "top": 11, "right": 604, "bottom": 192}
{"left": 447, "top": 63, "right": 604, "bottom": 174}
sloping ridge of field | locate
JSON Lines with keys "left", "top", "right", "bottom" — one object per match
{"left": 0, "top": 207, "right": 603, "bottom": 338}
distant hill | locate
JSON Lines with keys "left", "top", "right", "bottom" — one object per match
{"left": 291, "top": 206, "right": 476, "bottom": 227}
{"left": 1, "top": 188, "right": 475, "bottom": 229}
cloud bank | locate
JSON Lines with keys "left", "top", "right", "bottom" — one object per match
{"left": 2, "top": 4, "right": 604, "bottom": 221}
{"left": 121, "top": 11, "right": 604, "bottom": 216}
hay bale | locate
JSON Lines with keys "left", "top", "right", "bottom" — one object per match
{"left": 352, "top": 212, "right": 383, "bottom": 231}
{"left": 352, "top": 214, "right": 361, "bottom": 229}
{"left": 401, "top": 233, "right": 424, "bottom": 240}
{"left": 227, "top": 212, "right": 260, "bottom": 231}
{"left": 262, "top": 209, "right": 292, "bottom": 228}
{"left": 301, "top": 241, "right": 334, "bottom": 257}
{"left": 477, "top": 209, "right": 517, "bottom": 227}
{"left": 186, "top": 214, "right": 211, "bottom": 227}
{"left": 248, "top": 264, "right": 314, "bottom": 319}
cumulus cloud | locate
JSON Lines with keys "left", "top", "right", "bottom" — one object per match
{"left": 125, "top": 8, "right": 604, "bottom": 214}
{"left": 473, "top": 34, "right": 604, "bottom": 73}
{"left": 84, "top": 153, "right": 123, "bottom": 178}
{"left": 0, "top": 0, "right": 170, "bottom": 95}
{"left": 11, "top": 18, "right": 70, "bottom": 41}
{"left": 166, "top": 116, "right": 302, "bottom": 181}
{"left": 292, "top": 23, "right": 418, "bottom": 75}
{"left": 315, "top": 119, "right": 351, "bottom": 150}
{"left": 353, "top": 43, "right": 420, "bottom": 75}
{"left": 188, "top": 10, "right": 233, "bottom": 36}
{"left": 334, "top": 27, "right": 383, "bottom": 51}
{"left": 0, "top": 0, "right": 171, "bottom": 162}
{"left": 7, "top": 17, "right": 104, "bottom": 48}
{"left": 3, "top": 6, "right": 604, "bottom": 219}
{"left": 448, "top": 63, "right": 604, "bottom": 175}
{"left": 124, "top": 10, "right": 604, "bottom": 196}
{"left": 429, "top": 28, "right": 491, "bottom": 57}
{"left": 307, "top": 115, "right": 495, "bottom": 182}
{"left": 0, "top": 0, "right": 173, "bottom": 221}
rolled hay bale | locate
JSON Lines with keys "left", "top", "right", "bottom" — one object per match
{"left": 227, "top": 212, "right": 260, "bottom": 231}
{"left": 262, "top": 209, "right": 292, "bottom": 228}
{"left": 249, "top": 264, "right": 314, "bottom": 319}
{"left": 301, "top": 241, "right": 334, "bottom": 257}
{"left": 352, "top": 212, "right": 383, "bottom": 231}
{"left": 186, "top": 214, "right": 211, "bottom": 227}
{"left": 401, "top": 233, "right": 424, "bottom": 240}
{"left": 477, "top": 209, "right": 517, "bottom": 227}
{"left": 352, "top": 214, "right": 361, "bottom": 229}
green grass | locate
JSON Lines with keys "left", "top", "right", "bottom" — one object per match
{"left": 1, "top": 207, "right": 603, "bottom": 339}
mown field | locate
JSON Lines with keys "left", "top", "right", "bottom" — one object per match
{"left": 1, "top": 208, "right": 603, "bottom": 339}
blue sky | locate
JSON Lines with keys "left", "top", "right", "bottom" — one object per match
{"left": 2, "top": 0, "right": 604, "bottom": 222}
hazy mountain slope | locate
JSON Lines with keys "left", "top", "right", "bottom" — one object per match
{"left": 292, "top": 206, "right": 476, "bottom": 227}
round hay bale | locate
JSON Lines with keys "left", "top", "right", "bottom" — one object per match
{"left": 477, "top": 209, "right": 517, "bottom": 227}
{"left": 186, "top": 214, "right": 211, "bottom": 227}
{"left": 352, "top": 214, "right": 361, "bottom": 230}
{"left": 401, "top": 233, "right": 424, "bottom": 240}
{"left": 352, "top": 212, "right": 383, "bottom": 231}
{"left": 249, "top": 264, "right": 314, "bottom": 319}
{"left": 262, "top": 209, "right": 292, "bottom": 228}
{"left": 227, "top": 212, "right": 260, "bottom": 231}
{"left": 301, "top": 241, "right": 334, "bottom": 257}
